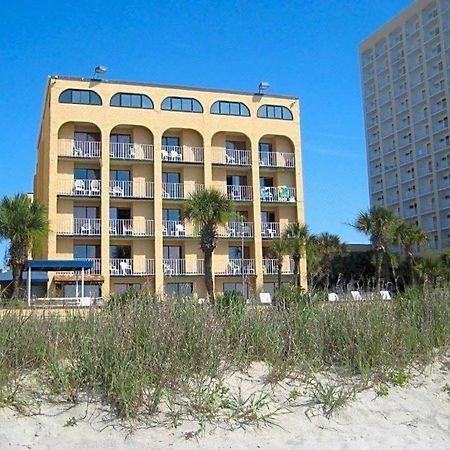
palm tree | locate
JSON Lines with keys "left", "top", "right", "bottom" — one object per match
{"left": 353, "top": 206, "right": 398, "bottom": 290}
{"left": 0, "top": 194, "right": 49, "bottom": 298}
{"left": 394, "top": 221, "right": 428, "bottom": 284}
{"left": 183, "top": 188, "right": 233, "bottom": 302}
{"left": 269, "top": 238, "right": 292, "bottom": 290}
{"left": 282, "top": 223, "right": 310, "bottom": 288}
{"left": 310, "top": 232, "right": 346, "bottom": 290}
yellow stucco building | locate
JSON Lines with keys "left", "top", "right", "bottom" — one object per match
{"left": 34, "top": 75, "right": 306, "bottom": 298}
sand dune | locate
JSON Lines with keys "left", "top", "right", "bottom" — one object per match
{"left": 0, "top": 357, "right": 449, "bottom": 450}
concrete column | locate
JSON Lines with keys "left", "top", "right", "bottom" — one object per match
{"left": 100, "top": 128, "right": 111, "bottom": 296}
{"left": 250, "top": 136, "right": 264, "bottom": 293}
{"left": 153, "top": 129, "right": 164, "bottom": 295}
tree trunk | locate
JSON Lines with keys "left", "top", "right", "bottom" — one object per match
{"left": 277, "top": 262, "right": 283, "bottom": 290}
{"left": 292, "top": 256, "right": 300, "bottom": 287}
{"left": 204, "top": 251, "right": 214, "bottom": 302}
{"left": 12, "top": 263, "right": 24, "bottom": 299}
{"left": 376, "top": 251, "right": 383, "bottom": 291}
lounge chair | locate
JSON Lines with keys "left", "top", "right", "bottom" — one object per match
{"left": 328, "top": 293, "right": 339, "bottom": 302}
{"left": 351, "top": 290, "right": 363, "bottom": 301}
{"left": 74, "top": 179, "right": 86, "bottom": 195}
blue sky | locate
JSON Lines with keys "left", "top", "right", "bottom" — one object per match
{"left": 0, "top": 0, "right": 412, "bottom": 265}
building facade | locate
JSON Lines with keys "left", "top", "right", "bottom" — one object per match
{"left": 34, "top": 76, "right": 306, "bottom": 298}
{"left": 360, "top": 0, "right": 450, "bottom": 251}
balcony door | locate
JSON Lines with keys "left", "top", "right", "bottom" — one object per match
{"left": 110, "top": 207, "right": 131, "bottom": 220}
{"left": 260, "top": 177, "right": 274, "bottom": 188}
{"left": 226, "top": 175, "right": 247, "bottom": 186}
{"left": 74, "top": 131, "right": 100, "bottom": 142}
{"left": 162, "top": 136, "right": 180, "bottom": 147}
{"left": 261, "top": 211, "right": 275, "bottom": 223}
{"left": 74, "top": 168, "right": 100, "bottom": 180}
{"left": 163, "top": 246, "right": 182, "bottom": 259}
{"left": 110, "top": 245, "right": 131, "bottom": 259}
{"left": 74, "top": 244, "right": 100, "bottom": 259}
{"left": 110, "top": 134, "right": 131, "bottom": 144}
{"left": 162, "top": 172, "right": 181, "bottom": 184}
{"left": 259, "top": 142, "right": 272, "bottom": 165}
{"left": 228, "top": 246, "right": 250, "bottom": 259}
{"left": 74, "top": 206, "right": 99, "bottom": 219}
{"left": 163, "top": 208, "right": 181, "bottom": 221}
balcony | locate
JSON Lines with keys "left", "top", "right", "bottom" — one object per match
{"left": 263, "top": 259, "right": 294, "bottom": 275}
{"left": 57, "top": 218, "right": 101, "bottom": 236}
{"left": 110, "top": 143, "right": 153, "bottom": 160}
{"left": 218, "top": 222, "right": 254, "bottom": 238}
{"left": 58, "top": 179, "right": 101, "bottom": 197}
{"left": 109, "top": 219, "right": 154, "bottom": 237}
{"left": 216, "top": 259, "right": 256, "bottom": 276}
{"left": 259, "top": 152, "right": 295, "bottom": 168}
{"left": 226, "top": 185, "right": 253, "bottom": 201}
{"left": 110, "top": 258, "right": 155, "bottom": 276}
{"left": 162, "top": 259, "right": 204, "bottom": 276}
{"left": 162, "top": 220, "right": 198, "bottom": 237}
{"left": 74, "top": 258, "right": 102, "bottom": 275}
{"left": 109, "top": 180, "right": 154, "bottom": 199}
{"left": 58, "top": 139, "right": 101, "bottom": 158}
{"left": 161, "top": 145, "right": 204, "bottom": 163}
{"left": 261, "top": 222, "right": 281, "bottom": 239}
{"left": 162, "top": 182, "right": 203, "bottom": 200}
{"left": 260, "top": 186, "right": 296, "bottom": 203}
{"left": 213, "top": 148, "right": 251, "bottom": 166}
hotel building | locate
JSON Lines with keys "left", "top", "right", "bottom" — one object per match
{"left": 360, "top": 0, "right": 450, "bottom": 251}
{"left": 33, "top": 76, "right": 306, "bottom": 298}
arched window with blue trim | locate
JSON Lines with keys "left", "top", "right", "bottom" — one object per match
{"left": 59, "top": 89, "right": 102, "bottom": 105}
{"left": 161, "top": 97, "right": 203, "bottom": 113}
{"left": 257, "top": 105, "right": 293, "bottom": 120}
{"left": 210, "top": 101, "right": 250, "bottom": 117}
{"left": 110, "top": 93, "right": 153, "bottom": 109}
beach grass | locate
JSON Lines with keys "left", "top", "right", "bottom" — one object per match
{"left": 0, "top": 287, "right": 449, "bottom": 423}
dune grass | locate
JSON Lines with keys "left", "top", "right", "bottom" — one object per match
{"left": 0, "top": 287, "right": 449, "bottom": 424}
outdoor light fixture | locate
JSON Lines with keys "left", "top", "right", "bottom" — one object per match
{"left": 92, "top": 65, "right": 107, "bottom": 79}
{"left": 258, "top": 81, "right": 270, "bottom": 94}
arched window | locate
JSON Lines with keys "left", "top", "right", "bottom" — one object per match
{"left": 161, "top": 97, "right": 203, "bottom": 113}
{"left": 257, "top": 105, "right": 293, "bottom": 120}
{"left": 110, "top": 93, "right": 153, "bottom": 109}
{"left": 59, "top": 89, "right": 102, "bottom": 105}
{"left": 210, "top": 101, "right": 250, "bottom": 117}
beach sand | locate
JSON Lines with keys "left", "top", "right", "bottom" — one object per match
{"left": 0, "top": 357, "right": 449, "bottom": 450}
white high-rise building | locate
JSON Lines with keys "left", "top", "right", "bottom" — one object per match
{"left": 360, "top": 0, "right": 450, "bottom": 251}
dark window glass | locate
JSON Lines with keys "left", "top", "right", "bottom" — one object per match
{"left": 163, "top": 172, "right": 181, "bottom": 183}
{"left": 163, "top": 209, "right": 181, "bottom": 220}
{"left": 163, "top": 246, "right": 182, "bottom": 258}
{"left": 227, "top": 175, "right": 247, "bottom": 186}
{"left": 74, "top": 206, "right": 98, "bottom": 219}
{"left": 261, "top": 211, "right": 276, "bottom": 222}
{"left": 260, "top": 177, "right": 274, "bottom": 187}
{"left": 74, "top": 131, "right": 100, "bottom": 142}
{"left": 74, "top": 244, "right": 99, "bottom": 259}
{"left": 110, "top": 134, "right": 131, "bottom": 144}
{"left": 166, "top": 283, "right": 193, "bottom": 296}
{"left": 59, "top": 89, "right": 102, "bottom": 105}
{"left": 210, "top": 101, "right": 250, "bottom": 117}
{"left": 162, "top": 136, "right": 180, "bottom": 147}
{"left": 110, "top": 245, "right": 131, "bottom": 258}
{"left": 228, "top": 246, "right": 250, "bottom": 259}
{"left": 110, "top": 170, "right": 130, "bottom": 182}
{"left": 74, "top": 168, "right": 99, "bottom": 180}
{"left": 161, "top": 96, "right": 203, "bottom": 113}
{"left": 257, "top": 104, "right": 293, "bottom": 120}
{"left": 109, "top": 93, "right": 153, "bottom": 109}
{"left": 110, "top": 208, "right": 131, "bottom": 219}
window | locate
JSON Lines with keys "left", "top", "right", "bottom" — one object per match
{"left": 228, "top": 246, "right": 249, "bottom": 259}
{"left": 74, "top": 168, "right": 100, "bottom": 180}
{"left": 74, "top": 131, "right": 100, "bottom": 142}
{"left": 211, "top": 101, "right": 250, "bottom": 117}
{"left": 162, "top": 136, "right": 180, "bottom": 147}
{"left": 110, "top": 134, "right": 131, "bottom": 144}
{"left": 110, "top": 245, "right": 131, "bottom": 259}
{"left": 163, "top": 172, "right": 181, "bottom": 183}
{"left": 113, "top": 283, "right": 142, "bottom": 294}
{"left": 161, "top": 96, "right": 203, "bottom": 113}
{"left": 261, "top": 211, "right": 275, "bottom": 223}
{"left": 227, "top": 175, "right": 247, "bottom": 186}
{"left": 163, "top": 246, "right": 182, "bottom": 259}
{"left": 110, "top": 170, "right": 130, "bottom": 182}
{"left": 59, "top": 89, "right": 102, "bottom": 105}
{"left": 223, "top": 282, "right": 249, "bottom": 298}
{"left": 74, "top": 206, "right": 99, "bottom": 219}
{"left": 110, "top": 207, "right": 131, "bottom": 220}
{"left": 110, "top": 93, "right": 153, "bottom": 109}
{"left": 163, "top": 209, "right": 181, "bottom": 221}
{"left": 74, "top": 244, "right": 100, "bottom": 259}
{"left": 166, "top": 283, "right": 193, "bottom": 296}
{"left": 257, "top": 105, "right": 293, "bottom": 120}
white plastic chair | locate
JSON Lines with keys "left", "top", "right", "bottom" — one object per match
{"left": 161, "top": 149, "right": 169, "bottom": 160}
{"left": 225, "top": 153, "right": 236, "bottom": 164}
{"left": 90, "top": 179, "right": 100, "bottom": 196}
{"left": 80, "top": 222, "right": 91, "bottom": 235}
{"left": 163, "top": 263, "right": 174, "bottom": 276}
{"left": 174, "top": 223, "right": 185, "bottom": 236}
{"left": 351, "top": 290, "right": 363, "bottom": 301}
{"left": 380, "top": 290, "right": 392, "bottom": 300}
{"left": 328, "top": 293, "right": 339, "bottom": 302}
{"left": 119, "top": 261, "right": 132, "bottom": 275}
{"left": 170, "top": 149, "right": 182, "bottom": 161}
{"left": 259, "top": 292, "right": 272, "bottom": 304}
{"left": 228, "top": 261, "right": 241, "bottom": 275}
{"left": 74, "top": 179, "right": 86, "bottom": 195}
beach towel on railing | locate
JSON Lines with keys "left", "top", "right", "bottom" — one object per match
{"left": 278, "top": 186, "right": 289, "bottom": 200}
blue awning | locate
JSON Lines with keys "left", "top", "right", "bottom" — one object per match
{"left": 25, "top": 260, "right": 93, "bottom": 271}
{"left": 0, "top": 270, "right": 48, "bottom": 283}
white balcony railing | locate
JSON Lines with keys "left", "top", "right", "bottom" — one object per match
{"left": 227, "top": 185, "right": 253, "bottom": 201}
{"left": 161, "top": 145, "right": 204, "bottom": 163}
{"left": 58, "top": 179, "right": 101, "bottom": 196}
{"left": 259, "top": 152, "right": 295, "bottom": 168}
{"left": 109, "top": 219, "right": 154, "bottom": 236}
{"left": 74, "top": 258, "right": 102, "bottom": 275}
{"left": 110, "top": 258, "right": 155, "bottom": 276}
{"left": 162, "top": 220, "right": 198, "bottom": 237}
{"left": 58, "top": 139, "right": 101, "bottom": 158}
{"left": 263, "top": 259, "right": 294, "bottom": 275}
{"left": 214, "top": 148, "right": 251, "bottom": 166}
{"left": 110, "top": 143, "right": 154, "bottom": 160}
{"left": 57, "top": 218, "right": 101, "bottom": 236}
{"left": 217, "top": 259, "right": 256, "bottom": 276}
{"left": 162, "top": 259, "right": 204, "bottom": 276}
{"left": 260, "top": 186, "right": 296, "bottom": 202}
{"left": 261, "top": 222, "right": 281, "bottom": 238}
{"left": 218, "top": 222, "right": 254, "bottom": 238}
{"left": 162, "top": 182, "right": 203, "bottom": 200}
{"left": 109, "top": 180, "right": 154, "bottom": 198}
